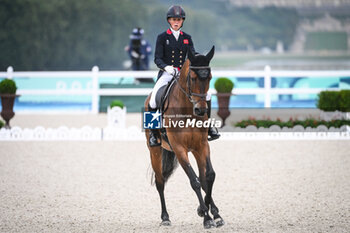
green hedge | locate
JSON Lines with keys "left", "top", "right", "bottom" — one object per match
{"left": 235, "top": 118, "right": 350, "bottom": 128}
{"left": 316, "top": 90, "right": 350, "bottom": 112}
{"left": 339, "top": 90, "right": 350, "bottom": 112}
{"left": 0, "top": 120, "right": 4, "bottom": 129}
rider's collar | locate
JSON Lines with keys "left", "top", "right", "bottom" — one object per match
{"left": 167, "top": 28, "right": 183, "bottom": 36}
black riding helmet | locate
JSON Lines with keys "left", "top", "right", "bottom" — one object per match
{"left": 166, "top": 5, "right": 186, "bottom": 20}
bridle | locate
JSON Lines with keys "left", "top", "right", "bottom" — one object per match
{"left": 173, "top": 65, "right": 211, "bottom": 105}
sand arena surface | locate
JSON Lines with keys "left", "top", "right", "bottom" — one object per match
{"left": 1, "top": 140, "right": 349, "bottom": 232}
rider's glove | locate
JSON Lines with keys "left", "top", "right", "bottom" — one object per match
{"left": 131, "top": 51, "right": 140, "bottom": 58}
{"left": 164, "top": 66, "right": 175, "bottom": 75}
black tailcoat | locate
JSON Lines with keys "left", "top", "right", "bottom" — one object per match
{"left": 154, "top": 28, "right": 196, "bottom": 78}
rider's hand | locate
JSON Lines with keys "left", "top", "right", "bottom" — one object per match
{"left": 164, "top": 66, "right": 175, "bottom": 75}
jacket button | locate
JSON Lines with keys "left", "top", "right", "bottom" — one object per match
{"left": 172, "top": 60, "right": 174, "bottom": 63}
{"left": 180, "top": 51, "right": 182, "bottom": 54}
{"left": 180, "top": 56, "right": 182, "bottom": 58}
{"left": 180, "top": 65, "right": 182, "bottom": 67}
{"left": 180, "top": 60, "right": 182, "bottom": 63}
{"left": 172, "top": 55, "right": 174, "bottom": 58}
{"left": 172, "top": 51, "right": 174, "bottom": 53}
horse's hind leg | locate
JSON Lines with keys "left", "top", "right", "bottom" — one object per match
{"left": 193, "top": 151, "right": 225, "bottom": 228}
{"left": 149, "top": 148, "right": 171, "bottom": 226}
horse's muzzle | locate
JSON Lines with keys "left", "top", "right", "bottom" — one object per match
{"left": 194, "top": 106, "right": 208, "bottom": 117}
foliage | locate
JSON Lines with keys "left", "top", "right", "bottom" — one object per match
{"left": 161, "top": 1, "right": 299, "bottom": 50}
{"left": 0, "top": 0, "right": 147, "bottom": 70}
{"left": 316, "top": 90, "right": 350, "bottom": 112}
{"left": 0, "top": 79, "right": 17, "bottom": 94}
{"left": 0, "top": 119, "right": 4, "bottom": 129}
{"left": 235, "top": 117, "right": 350, "bottom": 128}
{"left": 339, "top": 90, "right": 350, "bottom": 112}
{"left": 305, "top": 32, "right": 348, "bottom": 51}
{"left": 207, "top": 6, "right": 299, "bottom": 51}
{"left": 110, "top": 100, "right": 124, "bottom": 109}
{"left": 214, "top": 77, "right": 234, "bottom": 93}
{"left": 0, "top": 0, "right": 301, "bottom": 71}
{"left": 316, "top": 91, "right": 340, "bottom": 112}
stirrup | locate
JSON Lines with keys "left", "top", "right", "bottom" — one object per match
{"left": 208, "top": 127, "right": 220, "bottom": 141}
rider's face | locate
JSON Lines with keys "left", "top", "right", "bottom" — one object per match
{"left": 168, "top": 17, "right": 183, "bottom": 31}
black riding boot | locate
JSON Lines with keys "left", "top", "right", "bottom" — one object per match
{"left": 207, "top": 100, "right": 220, "bottom": 141}
{"left": 148, "top": 105, "right": 161, "bottom": 147}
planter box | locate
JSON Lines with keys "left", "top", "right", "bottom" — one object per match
{"left": 107, "top": 106, "right": 127, "bottom": 128}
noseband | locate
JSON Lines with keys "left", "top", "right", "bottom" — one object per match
{"left": 174, "top": 65, "right": 211, "bottom": 105}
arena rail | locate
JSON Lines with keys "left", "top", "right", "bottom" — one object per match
{"left": 1, "top": 66, "right": 350, "bottom": 113}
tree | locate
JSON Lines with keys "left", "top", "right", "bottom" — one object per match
{"left": 0, "top": 0, "right": 146, "bottom": 70}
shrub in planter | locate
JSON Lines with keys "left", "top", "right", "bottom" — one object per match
{"left": 316, "top": 91, "right": 340, "bottom": 112}
{"left": 0, "top": 79, "right": 17, "bottom": 94}
{"left": 214, "top": 77, "right": 234, "bottom": 127}
{"left": 0, "top": 119, "right": 4, "bottom": 129}
{"left": 0, "top": 79, "right": 19, "bottom": 129}
{"left": 214, "top": 77, "right": 234, "bottom": 93}
{"left": 109, "top": 100, "right": 124, "bottom": 109}
{"left": 108, "top": 100, "right": 126, "bottom": 128}
{"left": 339, "top": 90, "right": 350, "bottom": 112}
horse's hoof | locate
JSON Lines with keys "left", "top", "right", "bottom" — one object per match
{"left": 160, "top": 220, "right": 171, "bottom": 226}
{"left": 215, "top": 217, "right": 225, "bottom": 227}
{"left": 204, "top": 219, "right": 216, "bottom": 229}
{"left": 197, "top": 206, "right": 204, "bottom": 217}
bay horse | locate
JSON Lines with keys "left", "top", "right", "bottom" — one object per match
{"left": 144, "top": 46, "right": 224, "bottom": 229}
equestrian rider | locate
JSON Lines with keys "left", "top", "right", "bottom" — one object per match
{"left": 148, "top": 5, "right": 220, "bottom": 147}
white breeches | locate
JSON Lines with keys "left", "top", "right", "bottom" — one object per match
{"left": 149, "top": 72, "right": 212, "bottom": 109}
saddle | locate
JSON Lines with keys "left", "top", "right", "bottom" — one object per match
{"left": 155, "top": 77, "right": 176, "bottom": 113}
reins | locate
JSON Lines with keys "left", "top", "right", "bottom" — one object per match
{"left": 173, "top": 65, "right": 210, "bottom": 104}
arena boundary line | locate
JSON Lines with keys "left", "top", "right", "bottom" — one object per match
{"left": 0, "top": 127, "right": 349, "bottom": 141}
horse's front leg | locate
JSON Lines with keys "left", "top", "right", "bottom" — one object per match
{"left": 174, "top": 147, "right": 216, "bottom": 229}
{"left": 193, "top": 149, "right": 225, "bottom": 227}
{"left": 203, "top": 157, "right": 225, "bottom": 227}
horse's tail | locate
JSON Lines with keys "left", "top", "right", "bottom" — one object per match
{"left": 162, "top": 148, "right": 178, "bottom": 182}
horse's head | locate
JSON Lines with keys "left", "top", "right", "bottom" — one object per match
{"left": 183, "top": 46, "right": 215, "bottom": 117}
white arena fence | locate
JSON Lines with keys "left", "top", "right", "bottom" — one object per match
{"left": 1, "top": 127, "right": 350, "bottom": 141}
{"left": 0, "top": 106, "right": 349, "bottom": 141}
{"left": 1, "top": 66, "right": 350, "bottom": 141}
{"left": 1, "top": 66, "right": 350, "bottom": 113}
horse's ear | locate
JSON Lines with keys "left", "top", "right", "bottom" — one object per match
{"left": 188, "top": 48, "right": 195, "bottom": 63}
{"left": 206, "top": 46, "right": 215, "bottom": 62}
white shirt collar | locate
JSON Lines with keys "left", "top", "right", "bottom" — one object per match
{"left": 170, "top": 27, "right": 181, "bottom": 41}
